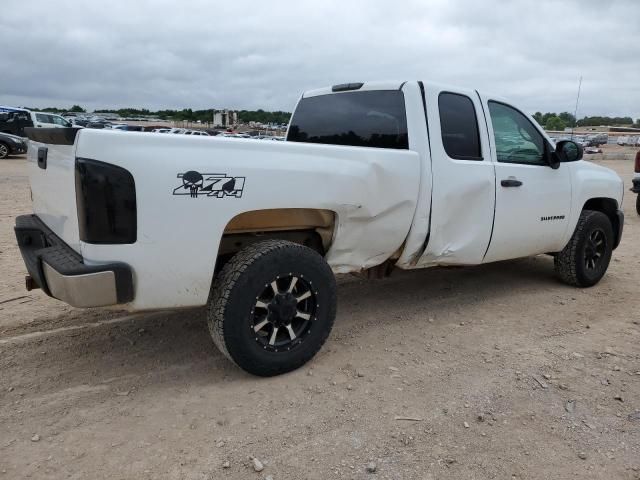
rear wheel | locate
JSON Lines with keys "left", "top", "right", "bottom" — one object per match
{"left": 0, "top": 142, "right": 9, "bottom": 159}
{"left": 207, "top": 240, "right": 337, "bottom": 376}
{"left": 554, "top": 210, "right": 613, "bottom": 287}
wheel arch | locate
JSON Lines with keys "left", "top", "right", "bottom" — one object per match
{"left": 582, "top": 197, "right": 621, "bottom": 249}
{"left": 216, "top": 208, "right": 337, "bottom": 271}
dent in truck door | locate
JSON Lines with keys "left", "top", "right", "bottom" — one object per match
{"left": 481, "top": 98, "right": 571, "bottom": 262}
{"left": 417, "top": 85, "right": 496, "bottom": 266}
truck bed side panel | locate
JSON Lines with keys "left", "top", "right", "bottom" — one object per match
{"left": 73, "top": 131, "right": 421, "bottom": 309}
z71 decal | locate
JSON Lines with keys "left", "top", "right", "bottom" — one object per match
{"left": 173, "top": 171, "right": 245, "bottom": 198}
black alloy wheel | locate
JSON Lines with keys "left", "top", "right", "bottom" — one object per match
{"left": 554, "top": 210, "right": 613, "bottom": 287}
{"left": 251, "top": 274, "right": 317, "bottom": 352}
{"left": 583, "top": 228, "right": 606, "bottom": 271}
{"left": 207, "top": 240, "right": 337, "bottom": 376}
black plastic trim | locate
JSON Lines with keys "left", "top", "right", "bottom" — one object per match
{"left": 413, "top": 81, "right": 433, "bottom": 262}
{"left": 37, "top": 147, "right": 47, "bottom": 169}
{"left": 24, "top": 127, "right": 81, "bottom": 145}
{"left": 14, "top": 214, "right": 134, "bottom": 303}
{"left": 614, "top": 209, "right": 624, "bottom": 249}
{"left": 331, "top": 82, "right": 364, "bottom": 92}
{"left": 630, "top": 178, "right": 640, "bottom": 194}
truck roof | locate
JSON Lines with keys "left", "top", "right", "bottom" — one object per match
{"left": 302, "top": 80, "right": 406, "bottom": 98}
{"left": 301, "top": 80, "right": 511, "bottom": 107}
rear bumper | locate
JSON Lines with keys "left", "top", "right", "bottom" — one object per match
{"left": 14, "top": 215, "right": 133, "bottom": 307}
{"left": 630, "top": 178, "right": 640, "bottom": 194}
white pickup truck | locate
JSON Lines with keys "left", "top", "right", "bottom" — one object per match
{"left": 15, "top": 80, "right": 624, "bottom": 376}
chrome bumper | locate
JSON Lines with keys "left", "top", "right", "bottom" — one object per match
{"left": 14, "top": 215, "right": 133, "bottom": 308}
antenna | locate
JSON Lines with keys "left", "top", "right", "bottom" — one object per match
{"left": 571, "top": 76, "right": 582, "bottom": 140}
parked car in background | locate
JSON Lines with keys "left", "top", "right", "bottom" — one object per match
{"left": 72, "top": 117, "right": 90, "bottom": 127}
{"left": 152, "top": 128, "right": 171, "bottom": 133}
{"left": 586, "top": 133, "right": 608, "bottom": 146}
{"left": 617, "top": 135, "right": 640, "bottom": 146}
{"left": 0, "top": 131, "right": 28, "bottom": 159}
{"left": 86, "top": 121, "right": 109, "bottom": 129}
{"left": 573, "top": 135, "right": 589, "bottom": 148}
{"left": 0, "top": 106, "right": 34, "bottom": 136}
{"left": 184, "top": 130, "right": 210, "bottom": 136}
{"left": 32, "top": 112, "right": 73, "bottom": 129}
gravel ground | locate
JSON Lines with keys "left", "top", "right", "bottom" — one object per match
{"left": 1, "top": 153, "right": 639, "bottom": 480}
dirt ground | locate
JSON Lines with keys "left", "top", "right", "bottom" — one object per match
{"left": 1, "top": 152, "right": 639, "bottom": 480}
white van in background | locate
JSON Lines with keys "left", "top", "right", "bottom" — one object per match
{"left": 31, "top": 111, "right": 73, "bottom": 128}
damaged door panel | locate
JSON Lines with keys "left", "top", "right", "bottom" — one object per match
{"left": 417, "top": 85, "right": 495, "bottom": 266}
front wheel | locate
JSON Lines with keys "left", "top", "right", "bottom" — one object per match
{"left": 0, "top": 142, "right": 9, "bottom": 159}
{"left": 207, "top": 240, "right": 337, "bottom": 376}
{"left": 554, "top": 210, "right": 613, "bottom": 287}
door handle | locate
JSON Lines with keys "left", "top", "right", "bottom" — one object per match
{"left": 501, "top": 179, "right": 523, "bottom": 187}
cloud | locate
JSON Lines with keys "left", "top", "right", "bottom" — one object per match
{"left": 1, "top": 0, "right": 638, "bottom": 118}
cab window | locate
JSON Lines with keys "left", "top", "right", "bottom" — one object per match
{"left": 287, "top": 90, "right": 409, "bottom": 149}
{"left": 488, "top": 102, "right": 545, "bottom": 165}
{"left": 36, "top": 113, "right": 51, "bottom": 123}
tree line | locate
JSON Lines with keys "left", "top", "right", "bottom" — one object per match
{"left": 25, "top": 105, "right": 290, "bottom": 124}
{"left": 92, "top": 108, "right": 291, "bottom": 124}
{"left": 25, "top": 105, "right": 640, "bottom": 130}
{"left": 532, "top": 112, "right": 638, "bottom": 131}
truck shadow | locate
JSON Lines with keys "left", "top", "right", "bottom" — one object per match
{"left": 2, "top": 255, "right": 579, "bottom": 393}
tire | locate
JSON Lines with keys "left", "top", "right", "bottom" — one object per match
{"left": 636, "top": 195, "right": 640, "bottom": 216}
{"left": 207, "top": 239, "right": 337, "bottom": 376}
{"left": 554, "top": 210, "right": 613, "bottom": 287}
{"left": 0, "top": 142, "right": 9, "bottom": 159}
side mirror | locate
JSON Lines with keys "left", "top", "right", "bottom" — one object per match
{"left": 555, "top": 140, "right": 583, "bottom": 163}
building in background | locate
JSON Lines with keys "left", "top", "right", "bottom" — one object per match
{"left": 213, "top": 110, "right": 238, "bottom": 128}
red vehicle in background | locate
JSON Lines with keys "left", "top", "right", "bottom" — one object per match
{"left": 632, "top": 150, "right": 640, "bottom": 215}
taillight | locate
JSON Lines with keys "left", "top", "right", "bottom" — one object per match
{"left": 635, "top": 151, "right": 640, "bottom": 173}
{"left": 75, "top": 158, "right": 137, "bottom": 244}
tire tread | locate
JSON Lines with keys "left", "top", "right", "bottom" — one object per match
{"left": 207, "top": 240, "right": 335, "bottom": 375}
{"left": 554, "top": 209, "right": 611, "bottom": 287}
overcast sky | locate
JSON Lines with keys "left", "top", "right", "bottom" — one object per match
{"left": 1, "top": 0, "right": 638, "bottom": 118}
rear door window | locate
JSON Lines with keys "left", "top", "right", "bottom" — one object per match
{"left": 438, "top": 92, "right": 482, "bottom": 160}
{"left": 287, "top": 90, "right": 408, "bottom": 149}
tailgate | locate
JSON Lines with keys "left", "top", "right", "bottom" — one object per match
{"left": 24, "top": 127, "right": 82, "bottom": 252}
